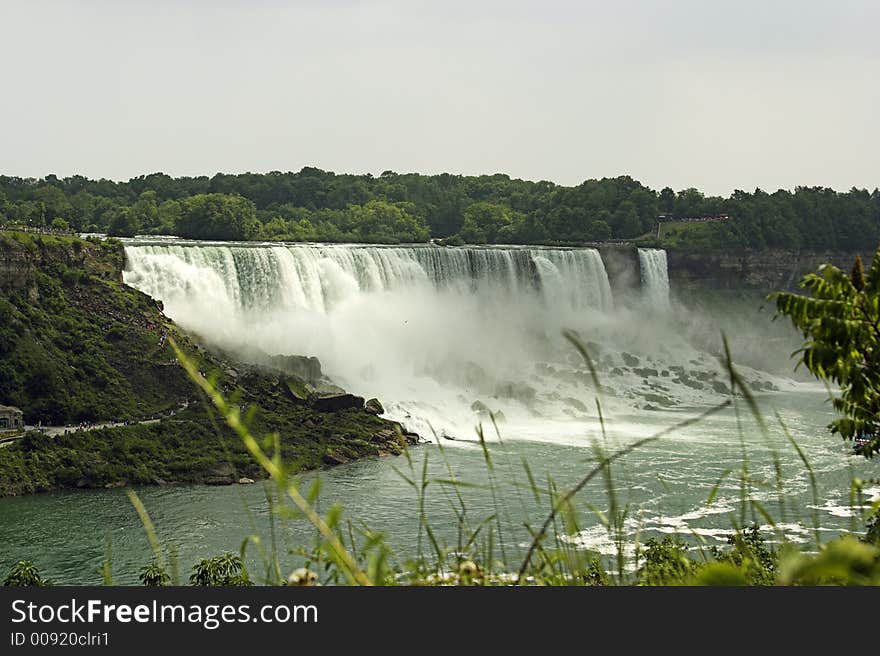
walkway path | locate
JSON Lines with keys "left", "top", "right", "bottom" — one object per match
{"left": 0, "top": 402, "right": 193, "bottom": 446}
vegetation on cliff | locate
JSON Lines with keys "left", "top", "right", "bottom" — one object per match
{"left": 0, "top": 230, "right": 415, "bottom": 496}
{"left": 1, "top": 170, "right": 878, "bottom": 248}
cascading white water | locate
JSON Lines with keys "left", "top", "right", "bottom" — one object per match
{"left": 123, "top": 241, "right": 755, "bottom": 444}
{"left": 123, "top": 244, "right": 615, "bottom": 318}
{"left": 637, "top": 248, "right": 670, "bottom": 311}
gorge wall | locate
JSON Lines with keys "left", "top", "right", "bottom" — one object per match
{"left": 664, "top": 248, "right": 874, "bottom": 294}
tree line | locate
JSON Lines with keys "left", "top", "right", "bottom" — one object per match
{"left": 0, "top": 169, "right": 877, "bottom": 249}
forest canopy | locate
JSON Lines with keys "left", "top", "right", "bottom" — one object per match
{"left": 1, "top": 169, "right": 878, "bottom": 249}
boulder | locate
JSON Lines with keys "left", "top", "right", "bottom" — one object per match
{"left": 286, "top": 378, "right": 310, "bottom": 404}
{"left": 322, "top": 450, "right": 349, "bottom": 466}
{"left": 622, "top": 352, "right": 640, "bottom": 367}
{"left": 371, "top": 428, "right": 397, "bottom": 443}
{"left": 364, "top": 398, "right": 385, "bottom": 415}
{"left": 494, "top": 382, "right": 537, "bottom": 404}
{"left": 633, "top": 367, "right": 659, "bottom": 379}
{"left": 238, "top": 477, "right": 255, "bottom": 485}
{"left": 643, "top": 393, "right": 676, "bottom": 407}
{"left": 309, "top": 392, "right": 365, "bottom": 413}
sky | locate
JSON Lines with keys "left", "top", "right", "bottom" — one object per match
{"left": 1, "top": 0, "right": 878, "bottom": 196}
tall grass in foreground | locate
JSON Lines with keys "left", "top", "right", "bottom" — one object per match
{"left": 5, "top": 334, "right": 880, "bottom": 586}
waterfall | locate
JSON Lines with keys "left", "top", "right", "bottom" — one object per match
{"left": 122, "top": 241, "right": 698, "bottom": 442}
{"left": 123, "top": 244, "right": 616, "bottom": 317}
{"left": 637, "top": 248, "right": 670, "bottom": 310}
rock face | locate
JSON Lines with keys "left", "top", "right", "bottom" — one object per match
{"left": 364, "top": 398, "right": 384, "bottom": 415}
{"left": 204, "top": 463, "right": 236, "bottom": 486}
{"left": 666, "top": 248, "right": 873, "bottom": 293}
{"left": 268, "top": 355, "right": 323, "bottom": 383}
{"left": 0, "top": 232, "right": 123, "bottom": 292}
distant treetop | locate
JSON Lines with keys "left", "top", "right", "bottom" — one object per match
{"left": 0, "top": 169, "right": 877, "bottom": 248}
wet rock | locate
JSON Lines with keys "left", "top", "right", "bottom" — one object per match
{"left": 269, "top": 354, "right": 324, "bottom": 383}
{"left": 633, "top": 367, "right": 659, "bottom": 378}
{"left": 563, "top": 397, "right": 588, "bottom": 413}
{"left": 309, "top": 392, "right": 365, "bottom": 413}
{"left": 711, "top": 381, "right": 731, "bottom": 395}
{"left": 494, "top": 382, "right": 537, "bottom": 404}
{"left": 238, "top": 477, "right": 255, "bottom": 485}
{"left": 364, "top": 398, "right": 385, "bottom": 415}
{"left": 643, "top": 393, "right": 676, "bottom": 407}
{"left": 676, "top": 376, "right": 704, "bottom": 390}
{"left": 286, "top": 378, "right": 310, "bottom": 403}
{"left": 622, "top": 352, "right": 640, "bottom": 367}
{"left": 371, "top": 428, "right": 397, "bottom": 443}
{"left": 322, "top": 450, "right": 349, "bottom": 466}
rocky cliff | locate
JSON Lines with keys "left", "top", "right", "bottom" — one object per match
{"left": 667, "top": 248, "right": 873, "bottom": 294}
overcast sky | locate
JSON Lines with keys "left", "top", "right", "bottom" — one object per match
{"left": 1, "top": 0, "right": 877, "bottom": 195}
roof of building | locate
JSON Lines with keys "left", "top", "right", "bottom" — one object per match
{"left": 0, "top": 404, "right": 23, "bottom": 414}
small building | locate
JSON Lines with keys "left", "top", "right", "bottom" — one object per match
{"left": 0, "top": 405, "right": 24, "bottom": 431}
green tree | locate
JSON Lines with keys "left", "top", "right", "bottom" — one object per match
{"left": 107, "top": 208, "right": 140, "bottom": 237}
{"left": 129, "top": 191, "right": 160, "bottom": 233}
{"left": 458, "top": 201, "right": 513, "bottom": 244}
{"left": 774, "top": 250, "right": 880, "bottom": 456}
{"left": 176, "top": 194, "right": 259, "bottom": 241}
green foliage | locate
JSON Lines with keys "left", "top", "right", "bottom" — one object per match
{"left": 777, "top": 536, "right": 880, "bottom": 585}
{"left": 0, "top": 236, "right": 192, "bottom": 424}
{"left": 710, "top": 525, "right": 776, "bottom": 585}
{"left": 138, "top": 562, "right": 170, "bottom": 586}
{"left": 2, "top": 171, "right": 876, "bottom": 247}
{"left": 176, "top": 193, "right": 260, "bottom": 241}
{"left": 3, "top": 560, "right": 48, "bottom": 586}
{"left": 458, "top": 201, "right": 516, "bottom": 244}
{"left": 50, "top": 217, "right": 69, "bottom": 231}
{"left": 774, "top": 248, "right": 880, "bottom": 456}
{"left": 189, "top": 554, "right": 251, "bottom": 586}
{"left": 636, "top": 536, "right": 695, "bottom": 585}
